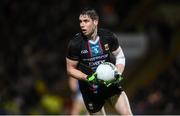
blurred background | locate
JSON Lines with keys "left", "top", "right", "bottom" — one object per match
{"left": 0, "top": 0, "right": 179, "bottom": 115}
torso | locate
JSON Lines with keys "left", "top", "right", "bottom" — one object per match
{"left": 67, "top": 28, "right": 120, "bottom": 94}
{"left": 67, "top": 28, "right": 119, "bottom": 75}
{"left": 79, "top": 35, "right": 111, "bottom": 74}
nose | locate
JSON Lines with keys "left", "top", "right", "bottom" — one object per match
{"left": 80, "top": 22, "right": 84, "bottom": 28}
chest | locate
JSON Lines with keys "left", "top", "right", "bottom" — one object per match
{"left": 80, "top": 37, "right": 110, "bottom": 58}
{"left": 78, "top": 37, "right": 114, "bottom": 72}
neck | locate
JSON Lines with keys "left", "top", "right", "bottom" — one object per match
{"left": 88, "top": 28, "right": 98, "bottom": 41}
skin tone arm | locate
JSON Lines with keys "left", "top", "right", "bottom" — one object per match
{"left": 112, "top": 47, "right": 125, "bottom": 74}
{"left": 69, "top": 77, "right": 78, "bottom": 93}
{"left": 66, "top": 58, "right": 88, "bottom": 81}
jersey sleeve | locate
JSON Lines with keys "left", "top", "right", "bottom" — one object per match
{"left": 66, "top": 37, "right": 81, "bottom": 61}
{"left": 109, "top": 32, "right": 119, "bottom": 52}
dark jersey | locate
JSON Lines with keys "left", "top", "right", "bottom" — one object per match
{"left": 67, "top": 28, "right": 119, "bottom": 75}
{"left": 67, "top": 28, "right": 123, "bottom": 113}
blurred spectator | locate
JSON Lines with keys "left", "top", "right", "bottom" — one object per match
{"left": 144, "top": 19, "right": 173, "bottom": 55}
{"left": 68, "top": 77, "right": 86, "bottom": 115}
{"left": 132, "top": 54, "right": 180, "bottom": 114}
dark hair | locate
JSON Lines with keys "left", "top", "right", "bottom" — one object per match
{"left": 80, "top": 7, "right": 99, "bottom": 21}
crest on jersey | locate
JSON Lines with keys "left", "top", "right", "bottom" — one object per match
{"left": 104, "top": 44, "right": 109, "bottom": 51}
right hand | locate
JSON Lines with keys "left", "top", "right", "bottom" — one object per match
{"left": 86, "top": 72, "right": 98, "bottom": 84}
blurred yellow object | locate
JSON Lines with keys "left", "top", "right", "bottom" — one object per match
{"left": 41, "top": 94, "right": 63, "bottom": 114}
{"left": 4, "top": 101, "right": 20, "bottom": 114}
{"left": 36, "top": 80, "right": 48, "bottom": 95}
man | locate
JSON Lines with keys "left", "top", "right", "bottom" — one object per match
{"left": 66, "top": 7, "right": 132, "bottom": 115}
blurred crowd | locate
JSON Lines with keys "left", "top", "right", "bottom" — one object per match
{"left": 0, "top": 0, "right": 179, "bottom": 114}
{"left": 0, "top": 0, "right": 76, "bottom": 114}
{"left": 132, "top": 54, "right": 180, "bottom": 114}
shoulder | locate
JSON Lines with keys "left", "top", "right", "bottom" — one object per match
{"left": 68, "top": 33, "right": 84, "bottom": 46}
{"left": 66, "top": 33, "right": 83, "bottom": 59}
{"left": 70, "top": 33, "right": 83, "bottom": 42}
{"left": 98, "top": 28, "right": 115, "bottom": 37}
{"left": 98, "top": 28, "right": 118, "bottom": 43}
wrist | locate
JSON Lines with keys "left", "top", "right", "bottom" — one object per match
{"left": 85, "top": 75, "right": 88, "bottom": 81}
{"left": 80, "top": 74, "right": 88, "bottom": 81}
{"left": 86, "top": 73, "right": 97, "bottom": 82}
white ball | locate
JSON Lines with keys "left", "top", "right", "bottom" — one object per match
{"left": 96, "top": 62, "right": 117, "bottom": 81}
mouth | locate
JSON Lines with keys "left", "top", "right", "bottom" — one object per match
{"left": 81, "top": 29, "right": 86, "bottom": 33}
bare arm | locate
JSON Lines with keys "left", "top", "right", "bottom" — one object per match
{"left": 69, "top": 77, "right": 78, "bottom": 93}
{"left": 112, "top": 46, "right": 125, "bottom": 74}
{"left": 66, "top": 58, "right": 88, "bottom": 80}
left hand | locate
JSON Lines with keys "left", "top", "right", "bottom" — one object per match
{"left": 114, "top": 73, "right": 123, "bottom": 84}
{"left": 103, "top": 72, "right": 123, "bottom": 87}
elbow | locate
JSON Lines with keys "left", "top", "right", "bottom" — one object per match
{"left": 67, "top": 67, "right": 72, "bottom": 77}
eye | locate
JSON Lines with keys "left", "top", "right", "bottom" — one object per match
{"left": 84, "top": 19, "right": 89, "bottom": 23}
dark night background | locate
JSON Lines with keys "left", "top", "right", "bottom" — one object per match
{"left": 0, "top": 0, "right": 179, "bottom": 114}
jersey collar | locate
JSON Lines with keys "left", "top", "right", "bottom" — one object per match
{"left": 88, "top": 36, "right": 100, "bottom": 44}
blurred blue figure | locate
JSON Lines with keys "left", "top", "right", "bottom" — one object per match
{"left": 69, "top": 77, "right": 86, "bottom": 115}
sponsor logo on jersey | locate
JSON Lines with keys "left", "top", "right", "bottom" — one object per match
{"left": 88, "top": 103, "right": 94, "bottom": 110}
{"left": 81, "top": 49, "right": 88, "bottom": 54}
{"left": 89, "top": 60, "right": 105, "bottom": 67}
{"left": 104, "top": 44, "right": 109, "bottom": 51}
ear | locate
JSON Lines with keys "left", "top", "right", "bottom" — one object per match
{"left": 94, "top": 20, "right": 98, "bottom": 26}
